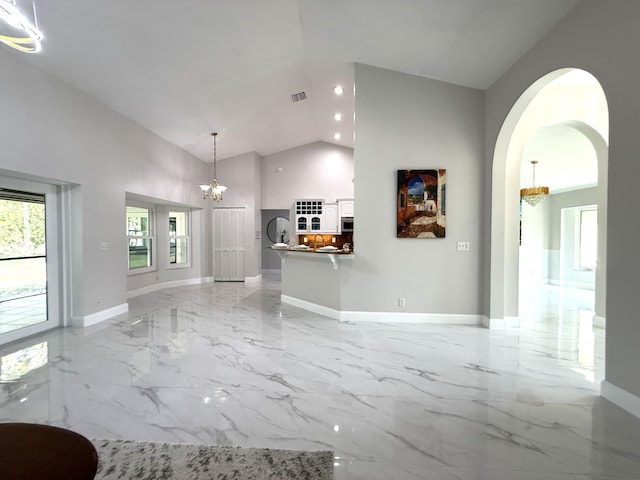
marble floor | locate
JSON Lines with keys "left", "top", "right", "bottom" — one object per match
{"left": 0, "top": 293, "right": 47, "bottom": 334}
{"left": 1, "top": 274, "right": 640, "bottom": 479}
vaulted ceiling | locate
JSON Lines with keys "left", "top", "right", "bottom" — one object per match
{"left": 8, "top": 0, "right": 581, "bottom": 162}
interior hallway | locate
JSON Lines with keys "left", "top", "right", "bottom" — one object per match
{"left": 1, "top": 275, "right": 639, "bottom": 480}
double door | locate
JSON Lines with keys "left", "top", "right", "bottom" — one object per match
{"left": 213, "top": 208, "right": 245, "bottom": 281}
{"left": 296, "top": 214, "right": 322, "bottom": 233}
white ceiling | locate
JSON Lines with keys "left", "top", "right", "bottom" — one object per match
{"left": 520, "top": 69, "right": 606, "bottom": 194}
{"left": 8, "top": 0, "right": 581, "bottom": 162}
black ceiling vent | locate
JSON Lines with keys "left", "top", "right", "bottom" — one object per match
{"left": 291, "top": 91, "right": 307, "bottom": 103}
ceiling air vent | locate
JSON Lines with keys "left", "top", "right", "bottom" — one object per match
{"left": 291, "top": 91, "right": 307, "bottom": 103}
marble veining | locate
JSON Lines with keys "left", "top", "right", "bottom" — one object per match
{"left": 1, "top": 276, "right": 638, "bottom": 479}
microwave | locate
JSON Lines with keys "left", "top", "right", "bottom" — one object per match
{"left": 341, "top": 217, "right": 354, "bottom": 232}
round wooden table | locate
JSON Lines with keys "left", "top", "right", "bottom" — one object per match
{"left": 0, "top": 423, "right": 98, "bottom": 479}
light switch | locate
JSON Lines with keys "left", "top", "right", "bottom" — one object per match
{"left": 457, "top": 241, "right": 470, "bottom": 251}
{"left": 100, "top": 242, "right": 109, "bottom": 251}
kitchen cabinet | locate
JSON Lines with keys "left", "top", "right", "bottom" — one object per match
{"left": 338, "top": 199, "right": 354, "bottom": 218}
{"left": 293, "top": 199, "right": 324, "bottom": 233}
{"left": 323, "top": 203, "right": 339, "bottom": 233}
{"left": 296, "top": 216, "right": 308, "bottom": 233}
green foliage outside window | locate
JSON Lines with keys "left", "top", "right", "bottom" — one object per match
{"left": 0, "top": 200, "right": 45, "bottom": 259}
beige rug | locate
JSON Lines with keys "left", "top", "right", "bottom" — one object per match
{"left": 92, "top": 439, "right": 333, "bottom": 480}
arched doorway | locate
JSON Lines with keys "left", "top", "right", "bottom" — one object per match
{"left": 489, "top": 68, "right": 608, "bottom": 328}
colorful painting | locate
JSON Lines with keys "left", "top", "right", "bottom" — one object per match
{"left": 397, "top": 169, "right": 446, "bottom": 238}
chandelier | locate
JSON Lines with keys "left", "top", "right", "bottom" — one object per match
{"left": 0, "top": 0, "right": 43, "bottom": 53}
{"left": 520, "top": 160, "right": 549, "bottom": 207}
{"left": 199, "top": 132, "right": 227, "bottom": 201}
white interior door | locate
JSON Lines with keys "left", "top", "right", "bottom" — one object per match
{"left": 213, "top": 208, "right": 245, "bottom": 281}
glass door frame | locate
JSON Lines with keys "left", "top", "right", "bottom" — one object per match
{"left": 0, "top": 176, "right": 61, "bottom": 345}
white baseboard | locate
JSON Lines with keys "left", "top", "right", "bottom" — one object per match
{"left": 593, "top": 314, "right": 606, "bottom": 329}
{"left": 340, "top": 311, "right": 483, "bottom": 324}
{"left": 281, "top": 295, "right": 340, "bottom": 320}
{"left": 548, "top": 279, "right": 595, "bottom": 290}
{"left": 127, "top": 277, "right": 209, "bottom": 299}
{"left": 71, "top": 303, "right": 129, "bottom": 328}
{"left": 244, "top": 274, "right": 262, "bottom": 284}
{"left": 601, "top": 380, "right": 640, "bottom": 419}
{"left": 281, "top": 295, "right": 482, "bottom": 324}
{"left": 483, "top": 316, "right": 520, "bottom": 329}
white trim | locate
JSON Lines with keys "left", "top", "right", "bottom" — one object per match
{"left": 548, "top": 279, "right": 595, "bottom": 290}
{"left": 601, "top": 380, "right": 640, "bottom": 419}
{"left": 281, "top": 295, "right": 483, "bottom": 324}
{"left": 127, "top": 277, "right": 207, "bottom": 299}
{"left": 244, "top": 274, "right": 262, "bottom": 284}
{"left": 593, "top": 314, "right": 606, "bottom": 329}
{"left": 483, "top": 316, "right": 520, "bottom": 329}
{"left": 340, "top": 311, "right": 482, "bottom": 324}
{"left": 71, "top": 303, "right": 129, "bottom": 328}
{"left": 281, "top": 295, "right": 340, "bottom": 320}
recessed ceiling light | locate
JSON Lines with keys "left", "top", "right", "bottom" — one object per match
{"left": 334, "top": 133, "right": 341, "bottom": 140}
{"left": 334, "top": 113, "right": 342, "bottom": 121}
{"left": 334, "top": 85, "right": 344, "bottom": 95}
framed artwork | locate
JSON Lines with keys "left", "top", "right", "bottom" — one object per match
{"left": 397, "top": 169, "right": 446, "bottom": 238}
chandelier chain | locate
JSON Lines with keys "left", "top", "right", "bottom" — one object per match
{"left": 212, "top": 132, "right": 217, "bottom": 179}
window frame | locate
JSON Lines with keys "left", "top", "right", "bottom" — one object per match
{"left": 126, "top": 202, "right": 157, "bottom": 275}
{"left": 167, "top": 208, "right": 191, "bottom": 269}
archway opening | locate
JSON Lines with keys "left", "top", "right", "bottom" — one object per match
{"left": 490, "top": 68, "right": 608, "bottom": 341}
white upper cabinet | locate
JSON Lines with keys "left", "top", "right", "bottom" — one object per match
{"left": 338, "top": 199, "right": 354, "bottom": 218}
{"left": 323, "top": 203, "right": 339, "bottom": 233}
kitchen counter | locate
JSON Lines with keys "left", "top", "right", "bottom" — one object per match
{"left": 270, "top": 246, "right": 353, "bottom": 270}
{"left": 276, "top": 247, "right": 354, "bottom": 319}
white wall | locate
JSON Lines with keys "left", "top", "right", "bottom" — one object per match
{"left": 485, "top": 0, "right": 640, "bottom": 407}
{"left": 549, "top": 188, "right": 598, "bottom": 288}
{"left": 214, "top": 151, "right": 262, "bottom": 278}
{"left": 0, "top": 48, "right": 211, "bottom": 322}
{"left": 344, "top": 64, "right": 484, "bottom": 315}
{"left": 519, "top": 200, "right": 551, "bottom": 285}
{"left": 520, "top": 188, "right": 599, "bottom": 288}
{"left": 261, "top": 141, "right": 354, "bottom": 209}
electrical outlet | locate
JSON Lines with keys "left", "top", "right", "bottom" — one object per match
{"left": 96, "top": 297, "right": 102, "bottom": 306}
{"left": 398, "top": 298, "right": 406, "bottom": 307}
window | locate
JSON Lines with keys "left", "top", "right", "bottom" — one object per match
{"left": 127, "top": 205, "right": 155, "bottom": 273}
{"left": 577, "top": 207, "right": 597, "bottom": 269}
{"left": 168, "top": 210, "right": 190, "bottom": 267}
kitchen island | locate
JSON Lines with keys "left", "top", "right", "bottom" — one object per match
{"left": 272, "top": 246, "right": 354, "bottom": 319}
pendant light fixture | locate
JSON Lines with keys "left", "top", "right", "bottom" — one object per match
{"left": 0, "top": 0, "right": 43, "bottom": 53}
{"left": 199, "top": 132, "right": 227, "bottom": 201}
{"left": 520, "top": 160, "right": 549, "bottom": 206}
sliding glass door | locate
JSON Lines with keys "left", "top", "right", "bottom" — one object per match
{"left": 0, "top": 177, "right": 60, "bottom": 345}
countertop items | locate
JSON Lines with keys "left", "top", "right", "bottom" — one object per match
{"left": 271, "top": 244, "right": 352, "bottom": 253}
{"left": 317, "top": 245, "right": 339, "bottom": 252}
{"left": 270, "top": 244, "right": 354, "bottom": 269}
